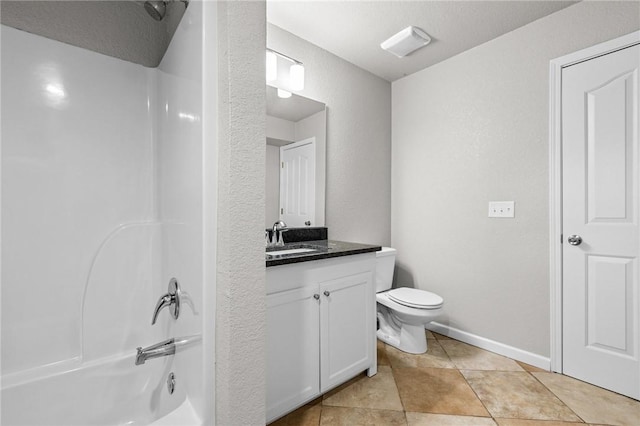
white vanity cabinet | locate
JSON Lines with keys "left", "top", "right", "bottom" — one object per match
{"left": 266, "top": 253, "right": 377, "bottom": 423}
{"left": 319, "top": 270, "right": 373, "bottom": 391}
{"left": 266, "top": 285, "right": 320, "bottom": 419}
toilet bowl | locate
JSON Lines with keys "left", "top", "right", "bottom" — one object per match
{"left": 375, "top": 248, "right": 444, "bottom": 354}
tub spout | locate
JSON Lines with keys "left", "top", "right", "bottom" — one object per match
{"left": 135, "top": 338, "right": 175, "bottom": 365}
{"left": 134, "top": 334, "right": 202, "bottom": 366}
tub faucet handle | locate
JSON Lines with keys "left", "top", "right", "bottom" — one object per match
{"left": 151, "top": 278, "right": 181, "bottom": 325}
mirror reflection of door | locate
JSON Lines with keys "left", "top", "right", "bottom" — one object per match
{"left": 280, "top": 138, "right": 316, "bottom": 227}
{"left": 265, "top": 85, "right": 326, "bottom": 228}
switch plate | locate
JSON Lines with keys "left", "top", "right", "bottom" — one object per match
{"left": 488, "top": 201, "right": 515, "bottom": 218}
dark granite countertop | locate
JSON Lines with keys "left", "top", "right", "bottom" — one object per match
{"left": 266, "top": 240, "right": 381, "bottom": 267}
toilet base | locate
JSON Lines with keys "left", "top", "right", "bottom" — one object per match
{"left": 377, "top": 326, "right": 428, "bottom": 354}
{"left": 377, "top": 309, "right": 429, "bottom": 354}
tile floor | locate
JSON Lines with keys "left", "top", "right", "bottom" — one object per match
{"left": 270, "top": 331, "right": 640, "bottom": 426}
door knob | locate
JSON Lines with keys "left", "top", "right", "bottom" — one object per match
{"left": 313, "top": 294, "right": 320, "bottom": 300}
{"left": 323, "top": 291, "right": 330, "bottom": 297}
{"left": 568, "top": 235, "right": 582, "bottom": 246}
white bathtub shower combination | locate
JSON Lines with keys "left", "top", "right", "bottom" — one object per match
{"left": 1, "top": 1, "right": 216, "bottom": 424}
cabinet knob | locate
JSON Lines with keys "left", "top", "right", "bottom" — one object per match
{"left": 313, "top": 294, "right": 320, "bottom": 300}
{"left": 324, "top": 291, "right": 330, "bottom": 297}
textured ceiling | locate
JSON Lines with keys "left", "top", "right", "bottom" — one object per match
{"left": 0, "top": 1, "right": 186, "bottom": 68}
{"left": 267, "top": 0, "right": 579, "bottom": 81}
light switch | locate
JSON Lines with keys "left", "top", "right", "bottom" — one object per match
{"left": 488, "top": 201, "right": 515, "bottom": 218}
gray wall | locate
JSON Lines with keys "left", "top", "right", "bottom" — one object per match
{"left": 268, "top": 24, "right": 392, "bottom": 245}
{"left": 216, "top": 1, "right": 266, "bottom": 424}
{"left": 391, "top": 1, "right": 640, "bottom": 357}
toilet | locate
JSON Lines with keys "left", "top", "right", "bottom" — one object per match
{"left": 376, "top": 247, "right": 444, "bottom": 354}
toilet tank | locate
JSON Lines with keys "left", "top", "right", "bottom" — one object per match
{"left": 375, "top": 247, "right": 397, "bottom": 293}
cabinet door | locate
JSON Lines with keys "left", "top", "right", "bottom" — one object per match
{"left": 320, "top": 271, "right": 373, "bottom": 392}
{"left": 266, "top": 286, "right": 320, "bottom": 423}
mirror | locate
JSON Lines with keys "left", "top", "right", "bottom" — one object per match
{"left": 266, "top": 85, "right": 326, "bottom": 228}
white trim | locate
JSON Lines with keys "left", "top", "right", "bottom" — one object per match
{"left": 548, "top": 30, "right": 640, "bottom": 375}
{"left": 427, "top": 322, "right": 550, "bottom": 371}
{"left": 201, "top": 1, "right": 218, "bottom": 422}
{"left": 548, "top": 56, "right": 563, "bottom": 373}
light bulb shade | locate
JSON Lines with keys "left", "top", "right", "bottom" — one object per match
{"left": 266, "top": 51, "right": 277, "bottom": 82}
{"left": 277, "top": 89, "right": 292, "bottom": 99}
{"left": 289, "top": 63, "right": 305, "bottom": 91}
{"left": 380, "top": 26, "right": 431, "bottom": 58}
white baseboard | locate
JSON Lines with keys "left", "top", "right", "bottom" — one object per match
{"left": 426, "top": 322, "right": 551, "bottom": 371}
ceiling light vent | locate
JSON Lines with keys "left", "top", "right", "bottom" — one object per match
{"left": 380, "top": 26, "right": 431, "bottom": 58}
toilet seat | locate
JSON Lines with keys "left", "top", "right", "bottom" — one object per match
{"left": 387, "top": 287, "right": 443, "bottom": 309}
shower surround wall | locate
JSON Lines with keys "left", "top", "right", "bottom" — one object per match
{"left": 1, "top": 0, "right": 213, "bottom": 422}
{"left": 2, "top": 25, "right": 155, "bottom": 374}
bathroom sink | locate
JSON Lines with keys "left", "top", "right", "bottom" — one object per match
{"left": 266, "top": 244, "right": 326, "bottom": 259}
{"left": 267, "top": 248, "right": 317, "bottom": 256}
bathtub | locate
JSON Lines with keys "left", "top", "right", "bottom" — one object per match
{"left": 1, "top": 347, "right": 201, "bottom": 426}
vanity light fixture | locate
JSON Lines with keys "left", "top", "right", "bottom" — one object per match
{"left": 266, "top": 48, "right": 305, "bottom": 93}
{"left": 289, "top": 63, "right": 305, "bottom": 91}
{"left": 380, "top": 26, "right": 431, "bottom": 58}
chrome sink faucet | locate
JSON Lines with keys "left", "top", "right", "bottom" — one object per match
{"left": 270, "top": 221, "right": 288, "bottom": 247}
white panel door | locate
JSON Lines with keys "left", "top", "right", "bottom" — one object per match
{"left": 319, "top": 271, "right": 373, "bottom": 392}
{"left": 562, "top": 43, "right": 640, "bottom": 399}
{"left": 266, "top": 285, "right": 320, "bottom": 422}
{"left": 280, "top": 138, "right": 316, "bottom": 227}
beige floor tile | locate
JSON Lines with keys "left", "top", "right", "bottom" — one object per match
{"left": 386, "top": 339, "right": 455, "bottom": 369}
{"left": 432, "top": 332, "right": 453, "bottom": 340}
{"left": 439, "top": 340, "right": 524, "bottom": 371}
{"left": 393, "top": 367, "right": 490, "bottom": 417}
{"left": 269, "top": 397, "right": 322, "bottom": 426}
{"left": 272, "top": 335, "right": 638, "bottom": 426}
{"left": 532, "top": 372, "right": 640, "bottom": 426}
{"left": 320, "top": 406, "right": 407, "bottom": 425}
{"left": 406, "top": 412, "right": 497, "bottom": 425}
{"left": 323, "top": 365, "right": 403, "bottom": 411}
{"left": 377, "top": 340, "right": 390, "bottom": 366}
{"left": 495, "top": 419, "right": 585, "bottom": 426}
{"left": 462, "top": 370, "right": 581, "bottom": 422}
{"left": 516, "top": 361, "right": 549, "bottom": 373}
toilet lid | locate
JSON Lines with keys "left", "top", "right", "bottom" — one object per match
{"left": 388, "top": 288, "right": 443, "bottom": 309}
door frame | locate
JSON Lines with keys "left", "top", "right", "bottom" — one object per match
{"left": 549, "top": 30, "right": 640, "bottom": 373}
